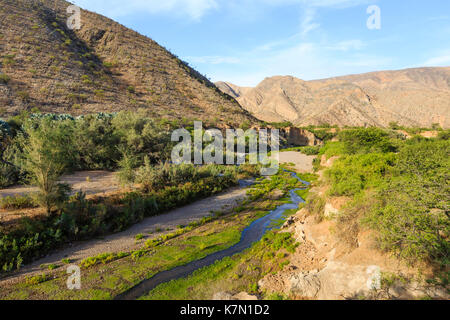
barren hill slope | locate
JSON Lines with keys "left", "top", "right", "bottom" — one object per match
{"left": 217, "top": 67, "right": 450, "bottom": 128}
{"left": 0, "top": 0, "right": 255, "bottom": 126}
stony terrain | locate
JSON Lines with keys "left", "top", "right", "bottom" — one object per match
{"left": 0, "top": 0, "right": 256, "bottom": 127}
{"left": 217, "top": 67, "right": 450, "bottom": 128}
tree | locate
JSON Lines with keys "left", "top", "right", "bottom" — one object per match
{"left": 0, "top": 119, "right": 13, "bottom": 167}
{"left": 19, "top": 119, "right": 74, "bottom": 215}
{"left": 0, "top": 119, "right": 17, "bottom": 187}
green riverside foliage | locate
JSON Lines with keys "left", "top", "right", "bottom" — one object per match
{"left": 19, "top": 119, "right": 75, "bottom": 214}
{"left": 0, "top": 111, "right": 260, "bottom": 273}
{"left": 0, "top": 194, "right": 37, "bottom": 210}
{"left": 363, "top": 139, "right": 449, "bottom": 266}
{"left": 338, "top": 127, "right": 398, "bottom": 154}
{"left": 0, "top": 172, "right": 242, "bottom": 273}
{"left": 321, "top": 128, "right": 449, "bottom": 267}
{"left": 0, "top": 111, "right": 174, "bottom": 187}
{"left": 326, "top": 153, "right": 396, "bottom": 196}
{"left": 141, "top": 231, "right": 299, "bottom": 300}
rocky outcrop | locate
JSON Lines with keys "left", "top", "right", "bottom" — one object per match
{"left": 260, "top": 206, "right": 449, "bottom": 300}
{"left": 280, "top": 127, "right": 322, "bottom": 146}
{"left": 286, "top": 127, "right": 322, "bottom": 146}
{"left": 289, "top": 262, "right": 382, "bottom": 300}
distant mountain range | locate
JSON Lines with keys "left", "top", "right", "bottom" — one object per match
{"left": 0, "top": 0, "right": 256, "bottom": 127}
{"left": 217, "top": 67, "right": 450, "bottom": 128}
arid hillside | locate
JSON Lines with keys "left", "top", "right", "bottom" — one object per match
{"left": 217, "top": 67, "right": 450, "bottom": 128}
{"left": 0, "top": 0, "right": 255, "bottom": 127}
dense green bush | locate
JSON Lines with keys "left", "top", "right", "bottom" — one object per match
{"left": 18, "top": 118, "right": 75, "bottom": 215}
{"left": 338, "top": 127, "right": 398, "bottom": 154}
{"left": 0, "top": 119, "right": 18, "bottom": 187}
{"left": 73, "top": 114, "right": 121, "bottom": 170}
{"left": 318, "top": 141, "right": 346, "bottom": 159}
{"left": 363, "top": 139, "right": 449, "bottom": 265}
{"left": 0, "top": 194, "right": 37, "bottom": 209}
{"left": 308, "top": 128, "right": 337, "bottom": 142}
{"left": 325, "top": 153, "right": 396, "bottom": 196}
{"left": 0, "top": 166, "right": 251, "bottom": 273}
{"left": 134, "top": 162, "right": 240, "bottom": 192}
{"left": 301, "top": 146, "right": 321, "bottom": 155}
{"left": 322, "top": 130, "right": 449, "bottom": 267}
{"left": 0, "top": 111, "right": 174, "bottom": 187}
{"left": 0, "top": 73, "right": 10, "bottom": 84}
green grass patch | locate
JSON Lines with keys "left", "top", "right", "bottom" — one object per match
{"left": 140, "top": 231, "right": 299, "bottom": 300}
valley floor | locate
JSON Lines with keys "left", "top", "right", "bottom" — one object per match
{"left": 0, "top": 185, "right": 248, "bottom": 287}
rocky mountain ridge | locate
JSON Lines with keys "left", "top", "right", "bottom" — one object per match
{"left": 0, "top": 0, "right": 256, "bottom": 127}
{"left": 217, "top": 67, "right": 450, "bottom": 128}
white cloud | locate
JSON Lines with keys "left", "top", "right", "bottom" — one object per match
{"left": 300, "top": 8, "right": 320, "bottom": 37}
{"left": 424, "top": 52, "right": 450, "bottom": 66}
{"left": 196, "top": 38, "right": 390, "bottom": 86}
{"left": 327, "top": 39, "right": 366, "bottom": 51}
{"left": 298, "top": 0, "right": 373, "bottom": 8}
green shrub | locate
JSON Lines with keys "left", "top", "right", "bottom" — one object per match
{"left": 363, "top": 139, "right": 450, "bottom": 266}
{"left": 0, "top": 73, "right": 10, "bottom": 84}
{"left": 438, "top": 130, "right": 450, "bottom": 140}
{"left": 338, "top": 127, "right": 397, "bottom": 154}
{"left": 73, "top": 114, "right": 121, "bottom": 170}
{"left": 17, "top": 91, "right": 30, "bottom": 102}
{"left": 81, "top": 75, "right": 92, "bottom": 85}
{"left": 135, "top": 233, "right": 144, "bottom": 240}
{"left": 318, "top": 141, "right": 346, "bottom": 158}
{"left": 0, "top": 195, "right": 37, "bottom": 209}
{"left": 25, "top": 273, "right": 51, "bottom": 285}
{"left": 301, "top": 146, "right": 320, "bottom": 155}
{"left": 305, "top": 193, "right": 326, "bottom": 221}
{"left": 80, "top": 252, "right": 128, "bottom": 268}
{"left": 325, "top": 153, "right": 396, "bottom": 196}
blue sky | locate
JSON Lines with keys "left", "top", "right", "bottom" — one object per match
{"left": 71, "top": 0, "right": 450, "bottom": 86}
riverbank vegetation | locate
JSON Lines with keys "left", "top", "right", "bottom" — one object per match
{"left": 306, "top": 127, "right": 449, "bottom": 276}
{"left": 0, "top": 163, "right": 258, "bottom": 273}
{"left": 0, "top": 111, "right": 263, "bottom": 273}
{"left": 0, "top": 167, "right": 304, "bottom": 299}
{"left": 140, "top": 231, "right": 298, "bottom": 300}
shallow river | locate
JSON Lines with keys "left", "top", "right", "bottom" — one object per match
{"left": 115, "top": 171, "right": 310, "bottom": 300}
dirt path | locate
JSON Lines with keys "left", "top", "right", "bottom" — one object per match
{"left": 272, "top": 151, "right": 315, "bottom": 173}
{"left": 0, "top": 171, "right": 120, "bottom": 198}
{"left": 0, "top": 185, "right": 249, "bottom": 286}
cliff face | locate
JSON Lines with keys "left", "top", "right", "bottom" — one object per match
{"left": 216, "top": 67, "right": 450, "bottom": 128}
{"left": 280, "top": 128, "right": 322, "bottom": 146}
{"left": 0, "top": 0, "right": 256, "bottom": 127}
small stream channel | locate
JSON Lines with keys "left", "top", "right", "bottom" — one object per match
{"left": 115, "top": 171, "right": 310, "bottom": 300}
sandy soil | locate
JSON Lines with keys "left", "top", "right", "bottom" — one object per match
{"left": 272, "top": 151, "right": 315, "bottom": 173}
{"left": 0, "top": 171, "right": 120, "bottom": 198}
{"left": 0, "top": 185, "right": 249, "bottom": 286}
{"left": 0, "top": 171, "right": 125, "bottom": 225}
